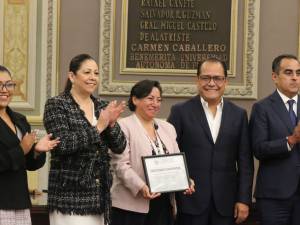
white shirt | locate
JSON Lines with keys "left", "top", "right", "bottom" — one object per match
{"left": 277, "top": 89, "right": 298, "bottom": 151}
{"left": 277, "top": 89, "right": 298, "bottom": 115}
{"left": 91, "top": 101, "right": 98, "bottom": 126}
{"left": 200, "top": 97, "right": 224, "bottom": 143}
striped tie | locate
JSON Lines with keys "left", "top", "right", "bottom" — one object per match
{"left": 287, "top": 99, "right": 297, "bottom": 127}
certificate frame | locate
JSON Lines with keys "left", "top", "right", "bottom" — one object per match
{"left": 142, "top": 153, "right": 190, "bottom": 193}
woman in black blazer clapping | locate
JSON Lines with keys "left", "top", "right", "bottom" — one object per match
{"left": 0, "top": 65, "right": 60, "bottom": 225}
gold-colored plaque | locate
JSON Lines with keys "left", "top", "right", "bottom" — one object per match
{"left": 120, "top": 0, "right": 237, "bottom": 76}
{"left": 99, "top": 0, "right": 260, "bottom": 98}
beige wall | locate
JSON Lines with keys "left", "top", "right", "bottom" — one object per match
{"left": 59, "top": 0, "right": 100, "bottom": 92}
{"left": 59, "top": 0, "right": 300, "bottom": 116}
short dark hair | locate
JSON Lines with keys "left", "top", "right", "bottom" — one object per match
{"left": 272, "top": 54, "right": 299, "bottom": 74}
{"left": 197, "top": 58, "right": 227, "bottom": 78}
{"left": 0, "top": 65, "right": 12, "bottom": 77}
{"left": 128, "top": 80, "right": 162, "bottom": 112}
{"left": 64, "top": 54, "right": 95, "bottom": 92}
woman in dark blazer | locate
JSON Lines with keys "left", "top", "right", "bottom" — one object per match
{"left": 0, "top": 65, "right": 60, "bottom": 225}
{"left": 43, "top": 54, "right": 126, "bottom": 225}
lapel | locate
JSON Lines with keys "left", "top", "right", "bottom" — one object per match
{"left": 270, "top": 91, "right": 294, "bottom": 133}
{"left": 297, "top": 95, "right": 300, "bottom": 124}
{"left": 9, "top": 109, "right": 27, "bottom": 135}
{"left": 215, "top": 99, "right": 231, "bottom": 145}
{"left": 131, "top": 114, "right": 153, "bottom": 155}
{"left": 191, "top": 96, "right": 214, "bottom": 144}
{"left": 155, "top": 120, "right": 172, "bottom": 154}
{"left": 0, "top": 107, "right": 26, "bottom": 147}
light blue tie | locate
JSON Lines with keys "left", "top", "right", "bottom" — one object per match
{"left": 287, "top": 99, "right": 297, "bottom": 127}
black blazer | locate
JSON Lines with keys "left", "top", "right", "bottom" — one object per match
{"left": 250, "top": 91, "right": 300, "bottom": 199}
{"left": 0, "top": 107, "right": 46, "bottom": 209}
{"left": 168, "top": 96, "right": 253, "bottom": 216}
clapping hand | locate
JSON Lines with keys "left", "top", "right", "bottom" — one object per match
{"left": 20, "top": 132, "right": 36, "bottom": 155}
{"left": 20, "top": 132, "right": 60, "bottom": 154}
{"left": 287, "top": 121, "right": 300, "bottom": 146}
{"left": 107, "top": 100, "right": 126, "bottom": 127}
{"left": 34, "top": 133, "right": 60, "bottom": 152}
{"left": 96, "top": 100, "right": 126, "bottom": 133}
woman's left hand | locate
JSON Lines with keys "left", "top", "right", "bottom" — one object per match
{"left": 96, "top": 100, "right": 126, "bottom": 132}
{"left": 183, "top": 178, "right": 195, "bottom": 195}
{"left": 34, "top": 133, "right": 60, "bottom": 152}
{"left": 107, "top": 100, "right": 126, "bottom": 127}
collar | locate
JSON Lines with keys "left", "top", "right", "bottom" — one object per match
{"left": 200, "top": 96, "right": 224, "bottom": 109}
{"left": 276, "top": 89, "right": 298, "bottom": 104}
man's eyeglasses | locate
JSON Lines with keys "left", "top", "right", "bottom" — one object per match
{"left": 0, "top": 81, "right": 16, "bottom": 91}
{"left": 198, "top": 75, "right": 226, "bottom": 85}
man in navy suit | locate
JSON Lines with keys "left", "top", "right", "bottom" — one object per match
{"left": 168, "top": 58, "right": 254, "bottom": 225}
{"left": 250, "top": 54, "right": 300, "bottom": 225}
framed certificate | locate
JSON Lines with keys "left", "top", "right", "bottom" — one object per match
{"left": 142, "top": 153, "right": 190, "bottom": 193}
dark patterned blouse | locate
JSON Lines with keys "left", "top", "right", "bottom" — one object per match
{"left": 43, "top": 91, "right": 126, "bottom": 225}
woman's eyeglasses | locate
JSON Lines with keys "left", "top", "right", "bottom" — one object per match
{"left": 0, "top": 81, "right": 16, "bottom": 91}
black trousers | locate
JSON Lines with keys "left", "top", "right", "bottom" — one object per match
{"left": 111, "top": 193, "right": 173, "bottom": 225}
{"left": 175, "top": 198, "right": 234, "bottom": 225}
{"left": 257, "top": 189, "right": 300, "bottom": 225}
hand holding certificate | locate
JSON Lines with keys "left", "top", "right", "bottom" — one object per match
{"left": 142, "top": 153, "right": 191, "bottom": 193}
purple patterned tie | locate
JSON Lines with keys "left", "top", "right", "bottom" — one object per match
{"left": 287, "top": 99, "right": 297, "bottom": 127}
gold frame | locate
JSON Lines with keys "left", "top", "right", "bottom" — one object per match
{"left": 0, "top": 0, "right": 60, "bottom": 125}
{"left": 120, "top": 0, "right": 238, "bottom": 77}
{"left": 26, "top": 0, "right": 60, "bottom": 125}
{"left": 0, "top": 0, "right": 59, "bottom": 190}
{"left": 2, "top": 0, "right": 35, "bottom": 108}
{"left": 99, "top": 0, "right": 260, "bottom": 98}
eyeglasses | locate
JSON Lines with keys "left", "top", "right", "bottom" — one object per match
{"left": 0, "top": 81, "right": 16, "bottom": 91}
{"left": 198, "top": 75, "right": 226, "bottom": 85}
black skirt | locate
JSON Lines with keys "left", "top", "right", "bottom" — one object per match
{"left": 145, "top": 193, "right": 174, "bottom": 225}
{"left": 111, "top": 193, "right": 173, "bottom": 225}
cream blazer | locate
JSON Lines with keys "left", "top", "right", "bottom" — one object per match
{"left": 110, "top": 114, "right": 180, "bottom": 213}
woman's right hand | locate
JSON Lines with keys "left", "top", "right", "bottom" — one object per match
{"left": 20, "top": 132, "right": 36, "bottom": 155}
{"left": 34, "top": 133, "right": 60, "bottom": 152}
{"left": 140, "top": 185, "right": 161, "bottom": 200}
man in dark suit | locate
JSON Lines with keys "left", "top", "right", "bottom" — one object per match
{"left": 250, "top": 54, "right": 300, "bottom": 225}
{"left": 168, "top": 58, "right": 254, "bottom": 225}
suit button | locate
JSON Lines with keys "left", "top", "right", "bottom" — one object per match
{"left": 95, "top": 178, "right": 100, "bottom": 185}
{"left": 96, "top": 150, "right": 99, "bottom": 155}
